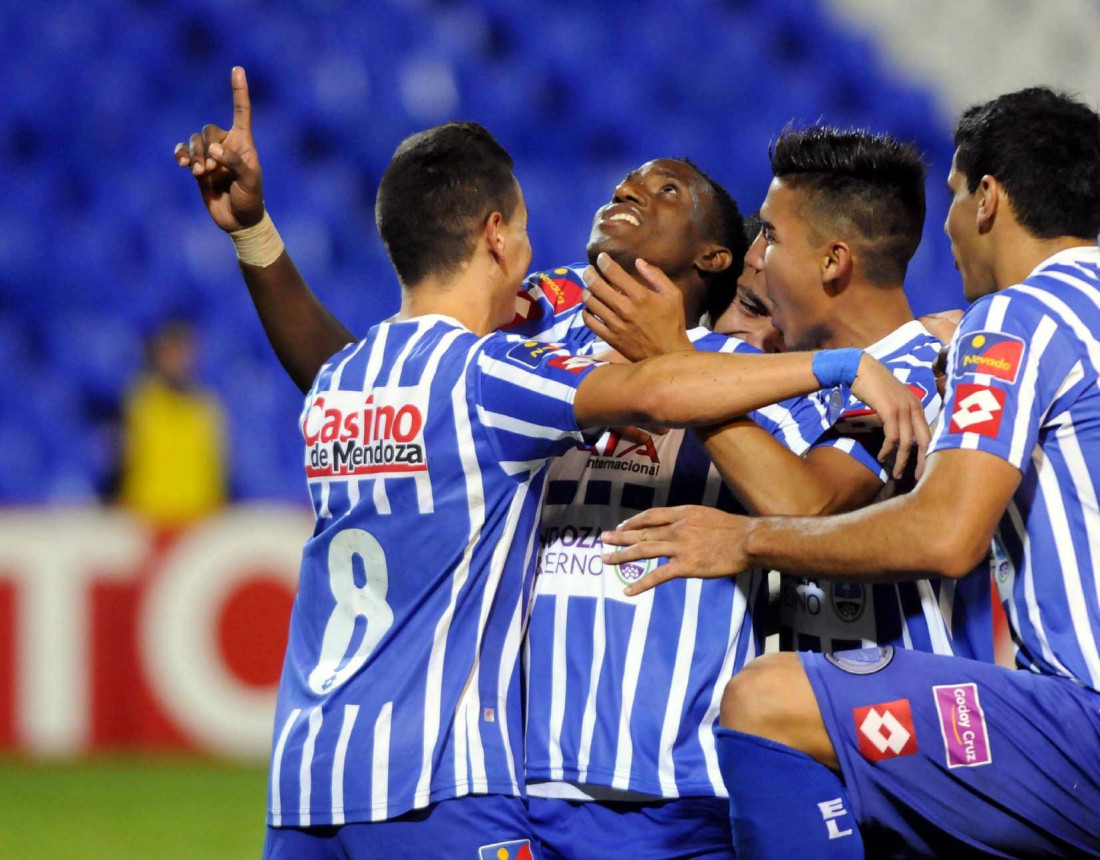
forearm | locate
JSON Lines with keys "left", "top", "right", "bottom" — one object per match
{"left": 699, "top": 422, "right": 833, "bottom": 515}
{"left": 631, "top": 351, "right": 821, "bottom": 427}
{"left": 741, "top": 492, "right": 976, "bottom": 581}
{"left": 240, "top": 253, "right": 355, "bottom": 393}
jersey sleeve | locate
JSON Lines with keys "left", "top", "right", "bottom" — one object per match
{"left": 811, "top": 357, "right": 942, "bottom": 483}
{"left": 930, "top": 290, "right": 1082, "bottom": 471}
{"left": 503, "top": 265, "right": 591, "bottom": 346}
{"left": 688, "top": 330, "right": 831, "bottom": 455}
{"left": 471, "top": 335, "right": 606, "bottom": 474}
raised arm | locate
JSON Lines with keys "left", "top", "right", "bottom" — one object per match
{"left": 174, "top": 66, "right": 354, "bottom": 393}
{"left": 573, "top": 345, "right": 930, "bottom": 477}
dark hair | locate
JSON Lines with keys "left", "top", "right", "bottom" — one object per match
{"left": 954, "top": 87, "right": 1100, "bottom": 240}
{"left": 375, "top": 122, "right": 520, "bottom": 287}
{"left": 770, "top": 126, "right": 926, "bottom": 285}
{"left": 675, "top": 158, "right": 748, "bottom": 324}
{"left": 706, "top": 210, "right": 762, "bottom": 323}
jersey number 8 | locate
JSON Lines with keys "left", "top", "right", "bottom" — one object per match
{"left": 308, "top": 528, "right": 395, "bottom": 694}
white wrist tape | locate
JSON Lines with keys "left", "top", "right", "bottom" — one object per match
{"left": 230, "top": 210, "right": 285, "bottom": 268}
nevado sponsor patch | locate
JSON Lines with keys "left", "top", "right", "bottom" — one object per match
{"left": 954, "top": 331, "right": 1024, "bottom": 384}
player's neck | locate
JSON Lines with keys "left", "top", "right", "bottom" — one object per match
{"left": 991, "top": 230, "right": 1096, "bottom": 291}
{"left": 396, "top": 267, "right": 507, "bottom": 336}
{"left": 816, "top": 286, "right": 915, "bottom": 350}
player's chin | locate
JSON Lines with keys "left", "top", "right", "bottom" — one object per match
{"left": 586, "top": 235, "right": 642, "bottom": 274}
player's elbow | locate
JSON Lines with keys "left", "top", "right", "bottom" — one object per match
{"left": 924, "top": 524, "right": 989, "bottom": 580}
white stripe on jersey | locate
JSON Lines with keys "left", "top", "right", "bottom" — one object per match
{"left": 270, "top": 708, "right": 301, "bottom": 827}
{"left": 477, "top": 406, "right": 575, "bottom": 441}
{"left": 548, "top": 588, "right": 570, "bottom": 780}
{"left": 1035, "top": 440, "right": 1100, "bottom": 687}
{"left": 1009, "top": 316, "right": 1058, "bottom": 466}
{"left": 1006, "top": 499, "right": 1071, "bottom": 677}
{"left": 371, "top": 702, "right": 392, "bottom": 821}
{"left": 915, "top": 578, "right": 952, "bottom": 654}
{"left": 611, "top": 589, "right": 655, "bottom": 790}
{"left": 414, "top": 337, "right": 490, "bottom": 807}
{"left": 457, "top": 472, "right": 537, "bottom": 794}
{"left": 299, "top": 707, "right": 323, "bottom": 827}
{"left": 372, "top": 478, "right": 391, "bottom": 515}
{"left": 575, "top": 593, "right": 607, "bottom": 784}
{"left": 330, "top": 704, "right": 359, "bottom": 825}
{"left": 477, "top": 353, "right": 585, "bottom": 408}
{"left": 658, "top": 577, "right": 702, "bottom": 797}
{"left": 329, "top": 339, "right": 368, "bottom": 390}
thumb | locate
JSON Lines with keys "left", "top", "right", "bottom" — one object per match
{"left": 635, "top": 258, "right": 677, "bottom": 294}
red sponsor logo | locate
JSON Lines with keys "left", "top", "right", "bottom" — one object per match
{"left": 547, "top": 354, "right": 599, "bottom": 375}
{"left": 853, "top": 698, "right": 919, "bottom": 761}
{"left": 955, "top": 331, "right": 1024, "bottom": 384}
{"left": 538, "top": 272, "right": 584, "bottom": 312}
{"left": 302, "top": 392, "right": 427, "bottom": 478}
{"left": 948, "top": 384, "right": 1006, "bottom": 436}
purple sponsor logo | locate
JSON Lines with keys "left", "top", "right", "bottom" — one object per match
{"left": 616, "top": 562, "right": 646, "bottom": 582}
{"left": 932, "top": 683, "right": 992, "bottom": 768}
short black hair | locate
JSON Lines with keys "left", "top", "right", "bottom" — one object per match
{"left": 706, "top": 210, "right": 762, "bottom": 323}
{"left": 770, "top": 126, "right": 926, "bottom": 285}
{"left": 675, "top": 158, "right": 748, "bottom": 323}
{"left": 375, "top": 122, "right": 520, "bottom": 287}
{"left": 954, "top": 87, "right": 1100, "bottom": 240}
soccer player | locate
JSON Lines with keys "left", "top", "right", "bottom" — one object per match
{"left": 175, "top": 68, "right": 927, "bottom": 859}
{"left": 588, "top": 128, "right": 954, "bottom": 656}
{"left": 602, "top": 87, "right": 1100, "bottom": 858}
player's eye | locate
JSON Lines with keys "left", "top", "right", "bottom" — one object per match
{"left": 738, "top": 295, "right": 769, "bottom": 317}
{"left": 762, "top": 227, "right": 775, "bottom": 244}
{"left": 660, "top": 183, "right": 679, "bottom": 195}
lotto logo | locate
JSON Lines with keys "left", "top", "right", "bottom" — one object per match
{"left": 853, "top": 699, "right": 918, "bottom": 761}
{"left": 948, "top": 384, "right": 1006, "bottom": 436}
{"left": 478, "top": 840, "right": 534, "bottom": 860}
{"left": 548, "top": 353, "right": 600, "bottom": 374}
{"left": 510, "top": 292, "right": 543, "bottom": 326}
{"left": 954, "top": 331, "right": 1024, "bottom": 384}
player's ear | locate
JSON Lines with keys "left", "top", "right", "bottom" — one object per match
{"left": 484, "top": 211, "right": 507, "bottom": 265}
{"left": 822, "top": 239, "right": 852, "bottom": 294}
{"left": 694, "top": 244, "right": 733, "bottom": 277}
{"left": 976, "top": 175, "right": 1000, "bottom": 233}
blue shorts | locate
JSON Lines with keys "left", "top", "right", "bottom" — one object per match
{"left": 801, "top": 647, "right": 1100, "bottom": 857}
{"left": 528, "top": 795, "right": 732, "bottom": 860}
{"left": 263, "top": 794, "right": 538, "bottom": 859}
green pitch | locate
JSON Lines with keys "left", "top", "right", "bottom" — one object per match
{"left": 0, "top": 757, "right": 268, "bottom": 859}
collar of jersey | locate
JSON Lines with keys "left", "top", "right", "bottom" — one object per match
{"left": 1028, "top": 243, "right": 1100, "bottom": 279}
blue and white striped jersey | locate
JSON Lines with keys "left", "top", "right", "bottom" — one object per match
{"left": 931, "top": 244, "right": 1100, "bottom": 691}
{"left": 522, "top": 329, "right": 831, "bottom": 799}
{"left": 266, "top": 314, "right": 605, "bottom": 828}
{"left": 778, "top": 320, "right": 960, "bottom": 655}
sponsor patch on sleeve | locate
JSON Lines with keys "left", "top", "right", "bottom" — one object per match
{"left": 825, "top": 645, "right": 893, "bottom": 674}
{"left": 505, "top": 340, "right": 566, "bottom": 369}
{"left": 853, "top": 698, "right": 919, "bottom": 762}
{"left": 479, "top": 840, "right": 534, "bottom": 860}
{"left": 954, "top": 331, "right": 1024, "bottom": 384}
{"left": 948, "top": 384, "right": 1006, "bottom": 436}
{"left": 932, "top": 683, "right": 992, "bottom": 768}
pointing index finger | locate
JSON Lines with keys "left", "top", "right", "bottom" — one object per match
{"left": 231, "top": 66, "right": 251, "bottom": 134}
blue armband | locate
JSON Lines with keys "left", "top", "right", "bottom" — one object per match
{"left": 811, "top": 348, "right": 862, "bottom": 388}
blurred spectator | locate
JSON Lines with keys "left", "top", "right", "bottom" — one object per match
{"left": 117, "top": 320, "right": 228, "bottom": 525}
